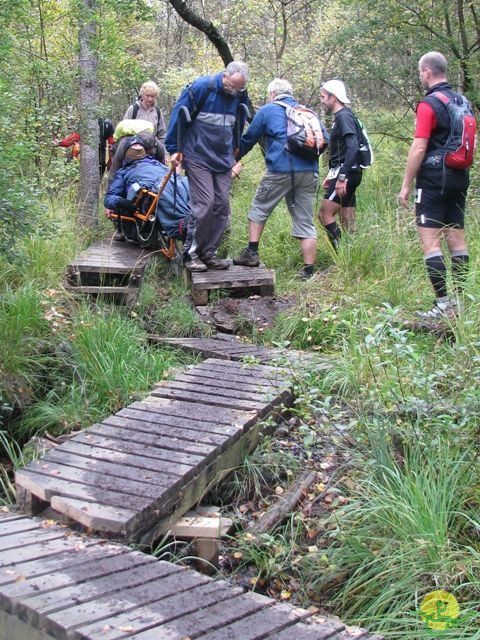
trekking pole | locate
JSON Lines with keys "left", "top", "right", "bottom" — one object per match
{"left": 176, "top": 106, "right": 191, "bottom": 162}
{"left": 234, "top": 103, "right": 251, "bottom": 150}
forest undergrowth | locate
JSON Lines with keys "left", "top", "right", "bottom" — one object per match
{"left": 0, "top": 138, "right": 479, "bottom": 639}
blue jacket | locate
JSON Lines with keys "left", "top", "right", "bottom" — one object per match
{"left": 165, "top": 72, "right": 247, "bottom": 173}
{"left": 104, "top": 156, "right": 190, "bottom": 231}
{"left": 239, "top": 95, "right": 328, "bottom": 173}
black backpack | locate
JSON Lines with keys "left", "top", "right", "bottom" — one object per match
{"left": 352, "top": 114, "right": 374, "bottom": 168}
{"left": 132, "top": 102, "right": 162, "bottom": 123}
{"left": 178, "top": 75, "right": 216, "bottom": 125}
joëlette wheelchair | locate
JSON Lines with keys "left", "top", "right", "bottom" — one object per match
{"left": 109, "top": 166, "right": 184, "bottom": 264}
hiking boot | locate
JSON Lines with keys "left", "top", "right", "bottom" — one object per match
{"left": 233, "top": 247, "right": 260, "bottom": 267}
{"left": 203, "top": 256, "right": 230, "bottom": 270}
{"left": 184, "top": 257, "right": 207, "bottom": 272}
{"left": 297, "top": 266, "right": 314, "bottom": 280}
{"left": 113, "top": 231, "right": 126, "bottom": 242}
{"left": 416, "top": 299, "right": 457, "bottom": 320}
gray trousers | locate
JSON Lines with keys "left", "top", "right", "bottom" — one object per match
{"left": 183, "top": 160, "right": 232, "bottom": 261}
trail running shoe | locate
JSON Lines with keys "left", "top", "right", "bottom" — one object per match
{"left": 233, "top": 247, "right": 260, "bottom": 267}
{"left": 416, "top": 300, "right": 457, "bottom": 320}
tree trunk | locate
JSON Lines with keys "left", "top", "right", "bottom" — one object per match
{"left": 77, "top": 0, "right": 100, "bottom": 228}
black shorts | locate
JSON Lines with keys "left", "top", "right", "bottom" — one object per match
{"left": 415, "top": 186, "right": 466, "bottom": 229}
{"left": 324, "top": 171, "right": 362, "bottom": 207}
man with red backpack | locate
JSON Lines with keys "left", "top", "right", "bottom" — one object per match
{"left": 399, "top": 51, "right": 476, "bottom": 319}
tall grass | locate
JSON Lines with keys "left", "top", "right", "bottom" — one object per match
{"left": 0, "top": 284, "right": 53, "bottom": 407}
{"left": 308, "top": 435, "right": 480, "bottom": 638}
{"left": 18, "top": 304, "right": 183, "bottom": 437}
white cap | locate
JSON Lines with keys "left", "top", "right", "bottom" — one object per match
{"left": 322, "top": 79, "right": 351, "bottom": 104}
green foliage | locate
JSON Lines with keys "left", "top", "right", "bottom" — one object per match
{"left": 210, "top": 433, "right": 300, "bottom": 507}
{"left": 18, "top": 304, "right": 180, "bottom": 437}
{"left": 0, "top": 431, "right": 29, "bottom": 505}
{"left": 309, "top": 435, "right": 480, "bottom": 637}
{"left": 229, "top": 514, "right": 305, "bottom": 590}
{"left": 0, "top": 285, "right": 53, "bottom": 408}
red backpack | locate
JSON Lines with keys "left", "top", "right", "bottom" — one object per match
{"left": 430, "top": 91, "right": 476, "bottom": 170}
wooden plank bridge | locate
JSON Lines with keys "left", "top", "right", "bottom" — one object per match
{"left": 0, "top": 512, "right": 382, "bottom": 640}
{"left": 16, "top": 358, "right": 293, "bottom": 542}
{"left": 9, "top": 269, "right": 381, "bottom": 639}
{"left": 65, "top": 241, "right": 157, "bottom": 305}
{"left": 66, "top": 242, "right": 276, "bottom": 306}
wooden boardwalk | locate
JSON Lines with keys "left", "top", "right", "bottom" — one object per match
{"left": 0, "top": 511, "right": 382, "bottom": 640}
{"left": 189, "top": 263, "right": 275, "bottom": 305}
{"left": 65, "top": 241, "right": 156, "bottom": 305}
{"left": 151, "top": 335, "right": 323, "bottom": 369}
{"left": 15, "top": 358, "right": 293, "bottom": 543}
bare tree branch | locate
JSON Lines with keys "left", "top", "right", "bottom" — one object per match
{"left": 167, "top": 0, "right": 233, "bottom": 66}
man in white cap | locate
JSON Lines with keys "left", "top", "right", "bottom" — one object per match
{"left": 318, "top": 79, "right": 362, "bottom": 251}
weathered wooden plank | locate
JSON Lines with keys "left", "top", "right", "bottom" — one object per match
{"left": 194, "top": 360, "right": 289, "bottom": 384}
{"left": 158, "top": 380, "right": 276, "bottom": 404}
{"left": 129, "top": 399, "right": 258, "bottom": 429}
{"left": 202, "top": 356, "right": 288, "bottom": 375}
{"left": 68, "top": 264, "right": 144, "bottom": 275}
{"left": 43, "top": 449, "right": 175, "bottom": 487}
{"left": 176, "top": 368, "right": 287, "bottom": 390}
{"left": 88, "top": 423, "right": 211, "bottom": 462}
{"left": 138, "top": 399, "right": 285, "bottom": 542}
{"left": 0, "top": 535, "right": 100, "bottom": 571}
{"left": 196, "top": 602, "right": 310, "bottom": 640}
{"left": 55, "top": 440, "right": 190, "bottom": 478}
{"left": 64, "top": 286, "right": 139, "bottom": 295}
{"left": 270, "top": 618, "right": 346, "bottom": 639}
{"left": 0, "top": 538, "right": 119, "bottom": 588}
{"left": 17, "top": 555, "right": 168, "bottom": 630}
{"left": 0, "top": 546, "right": 130, "bottom": 614}
{"left": 191, "top": 266, "right": 275, "bottom": 285}
{"left": 0, "top": 527, "right": 68, "bottom": 552}
{"left": 0, "top": 518, "right": 43, "bottom": 537}
{"left": 25, "top": 460, "right": 169, "bottom": 499}
{"left": 100, "top": 415, "right": 229, "bottom": 452}
{"left": 43, "top": 564, "right": 199, "bottom": 639}
{"left": 115, "top": 407, "right": 241, "bottom": 441}
{"left": 121, "top": 591, "right": 275, "bottom": 639}
{"left": 68, "top": 431, "right": 197, "bottom": 470}
{"left": 150, "top": 388, "right": 267, "bottom": 412}
{"left": 165, "top": 372, "right": 279, "bottom": 395}
{"left": 50, "top": 497, "right": 134, "bottom": 534}
{"left": 157, "top": 338, "right": 276, "bottom": 359}
{"left": 74, "top": 579, "right": 238, "bottom": 640}
{"left": 15, "top": 469, "right": 152, "bottom": 511}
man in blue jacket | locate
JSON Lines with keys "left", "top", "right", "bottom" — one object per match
{"left": 233, "top": 78, "right": 328, "bottom": 279}
{"left": 104, "top": 137, "right": 189, "bottom": 242}
{"left": 165, "top": 61, "right": 249, "bottom": 272}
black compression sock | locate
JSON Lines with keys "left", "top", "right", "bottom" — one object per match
{"left": 425, "top": 254, "right": 448, "bottom": 299}
{"left": 451, "top": 253, "right": 469, "bottom": 291}
{"left": 248, "top": 242, "right": 259, "bottom": 253}
{"left": 324, "top": 222, "right": 341, "bottom": 252}
{"left": 303, "top": 264, "right": 314, "bottom": 277}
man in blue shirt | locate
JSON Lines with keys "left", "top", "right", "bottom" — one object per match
{"left": 233, "top": 78, "right": 327, "bottom": 279}
{"left": 166, "top": 61, "right": 249, "bottom": 272}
